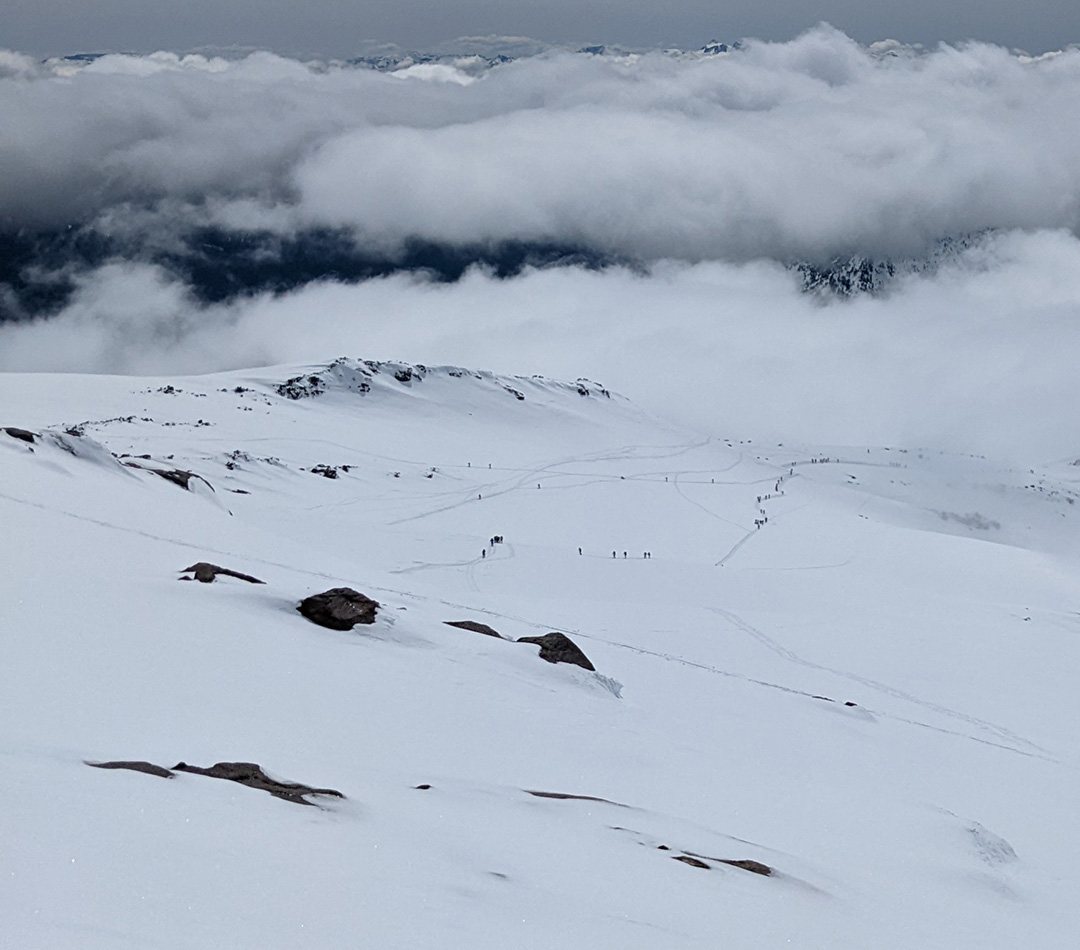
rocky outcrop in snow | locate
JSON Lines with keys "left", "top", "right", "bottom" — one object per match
{"left": 298, "top": 587, "right": 380, "bottom": 629}
{"left": 270, "top": 357, "right": 611, "bottom": 404}
{"left": 2, "top": 426, "right": 36, "bottom": 443}
{"left": 444, "top": 620, "right": 504, "bottom": 638}
{"left": 87, "top": 760, "right": 345, "bottom": 806}
{"left": 517, "top": 632, "right": 595, "bottom": 671}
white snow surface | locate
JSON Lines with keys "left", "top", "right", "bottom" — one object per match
{"left": 3, "top": 356, "right": 1080, "bottom": 948}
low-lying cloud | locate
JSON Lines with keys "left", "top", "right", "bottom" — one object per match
{"left": 4, "top": 29, "right": 1080, "bottom": 463}
{"left": 4, "top": 229, "right": 1080, "bottom": 463}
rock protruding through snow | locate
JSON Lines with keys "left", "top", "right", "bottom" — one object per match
{"left": 298, "top": 588, "right": 380, "bottom": 630}
{"left": 86, "top": 760, "right": 174, "bottom": 779}
{"left": 671, "top": 853, "right": 773, "bottom": 875}
{"left": 517, "top": 632, "right": 595, "bottom": 670}
{"left": 88, "top": 760, "right": 344, "bottom": 805}
{"left": 3, "top": 426, "right": 36, "bottom": 443}
{"left": 122, "top": 461, "right": 214, "bottom": 492}
{"left": 179, "top": 562, "right": 266, "bottom": 584}
{"left": 171, "top": 761, "right": 345, "bottom": 806}
{"left": 444, "top": 619, "right": 504, "bottom": 638}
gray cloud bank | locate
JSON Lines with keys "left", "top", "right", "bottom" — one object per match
{"left": 4, "top": 28, "right": 1080, "bottom": 462}
{"left": 4, "top": 27, "right": 1080, "bottom": 264}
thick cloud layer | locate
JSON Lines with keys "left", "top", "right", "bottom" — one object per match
{"left": 4, "top": 29, "right": 1080, "bottom": 463}
{"left": 4, "top": 28, "right": 1080, "bottom": 264}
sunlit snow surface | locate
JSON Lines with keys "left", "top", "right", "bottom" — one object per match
{"left": 3, "top": 358, "right": 1080, "bottom": 948}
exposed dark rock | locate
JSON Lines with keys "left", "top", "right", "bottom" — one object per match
{"left": 172, "top": 761, "right": 344, "bottom": 805}
{"left": 308, "top": 464, "right": 353, "bottom": 479}
{"left": 123, "top": 461, "right": 213, "bottom": 492}
{"left": 679, "top": 849, "right": 774, "bottom": 876}
{"left": 3, "top": 427, "right": 36, "bottom": 443}
{"left": 87, "top": 759, "right": 343, "bottom": 805}
{"left": 516, "top": 632, "right": 595, "bottom": 671}
{"left": 575, "top": 378, "right": 610, "bottom": 398}
{"left": 155, "top": 468, "right": 197, "bottom": 490}
{"left": 415, "top": 784, "right": 432, "bottom": 790}
{"left": 276, "top": 374, "right": 326, "bottom": 399}
{"left": 525, "top": 789, "right": 626, "bottom": 806}
{"left": 180, "top": 562, "right": 266, "bottom": 584}
{"left": 796, "top": 256, "right": 895, "bottom": 296}
{"left": 718, "top": 858, "right": 773, "bottom": 876}
{"left": 86, "top": 760, "right": 174, "bottom": 778}
{"left": 444, "top": 619, "right": 503, "bottom": 638}
{"left": 673, "top": 855, "right": 711, "bottom": 869}
{"left": 298, "top": 587, "right": 380, "bottom": 630}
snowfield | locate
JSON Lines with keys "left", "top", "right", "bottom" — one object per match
{"left": 3, "top": 357, "right": 1080, "bottom": 948}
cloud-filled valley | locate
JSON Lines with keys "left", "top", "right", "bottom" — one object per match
{"left": 4, "top": 27, "right": 1080, "bottom": 459}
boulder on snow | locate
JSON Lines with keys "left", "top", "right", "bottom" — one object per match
{"left": 172, "top": 761, "right": 344, "bottom": 806}
{"left": 180, "top": 562, "right": 265, "bottom": 584}
{"left": 298, "top": 587, "right": 379, "bottom": 630}
{"left": 516, "top": 632, "right": 595, "bottom": 671}
{"left": 444, "top": 619, "right": 503, "bottom": 638}
{"left": 3, "top": 426, "right": 36, "bottom": 443}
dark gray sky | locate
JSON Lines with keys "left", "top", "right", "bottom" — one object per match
{"left": 5, "top": 0, "right": 1080, "bottom": 57}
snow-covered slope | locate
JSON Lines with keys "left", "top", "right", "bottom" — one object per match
{"left": 3, "top": 357, "right": 1080, "bottom": 948}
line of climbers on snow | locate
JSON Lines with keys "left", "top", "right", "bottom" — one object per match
{"left": 753, "top": 455, "right": 836, "bottom": 529}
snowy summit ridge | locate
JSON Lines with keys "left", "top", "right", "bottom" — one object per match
{"left": 269, "top": 356, "right": 612, "bottom": 404}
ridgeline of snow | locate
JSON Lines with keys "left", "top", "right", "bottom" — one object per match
{"left": 3, "top": 357, "right": 1080, "bottom": 947}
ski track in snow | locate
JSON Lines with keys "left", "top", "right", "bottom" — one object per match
{"left": 703, "top": 606, "right": 1051, "bottom": 756}
{"left": 389, "top": 585, "right": 1059, "bottom": 764}
{"left": 383, "top": 438, "right": 714, "bottom": 526}
{"left": 4, "top": 480, "right": 1048, "bottom": 761}
{"left": 2, "top": 426, "right": 1056, "bottom": 763}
